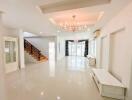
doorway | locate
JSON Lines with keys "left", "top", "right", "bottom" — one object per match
{"left": 68, "top": 41, "right": 85, "bottom": 56}
{"left": 4, "top": 37, "right": 18, "bottom": 73}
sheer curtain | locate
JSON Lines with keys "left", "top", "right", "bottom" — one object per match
{"left": 66, "top": 40, "right": 88, "bottom": 57}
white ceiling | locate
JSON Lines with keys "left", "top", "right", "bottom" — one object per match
{"left": 0, "top": 0, "right": 131, "bottom": 36}
{"left": 40, "top": 0, "right": 110, "bottom": 13}
{"left": 50, "top": 11, "right": 104, "bottom": 31}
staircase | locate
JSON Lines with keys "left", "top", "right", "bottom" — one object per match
{"left": 24, "top": 39, "right": 48, "bottom": 62}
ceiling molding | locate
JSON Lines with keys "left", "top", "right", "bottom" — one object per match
{"left": 24, "top": 36, "right": 56, "bottom": 38}
{"left": 49, "top": 11, "right": 104, "bottom": 29}
{"left": 40, "top": 0, "right": 110, "bottom": 13}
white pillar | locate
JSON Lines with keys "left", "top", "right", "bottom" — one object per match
{"left": 19, "top": 29, "right": 25, "bottom": 69}
{"left": 0, "top": 13, "right": 7, "bottom": 100}
{"left": 127, "top": 58, "right": 132, "bottom": 100}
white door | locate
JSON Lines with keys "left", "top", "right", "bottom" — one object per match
{"left": 76, "top": 41, "right": 85, "bottom": 56}
{"left": 4, "top": 37, "right": 18, "bottom": 73}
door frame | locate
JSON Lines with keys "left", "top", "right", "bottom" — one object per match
{"left": 3, "top": 37, "right": 19, "bottom": 73}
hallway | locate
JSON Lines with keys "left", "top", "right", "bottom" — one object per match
{"left": 0, "top": 0, "right": 132, "bottom": 100}
{"left": 4, "top": 57, "right": 116, "bottom": 100}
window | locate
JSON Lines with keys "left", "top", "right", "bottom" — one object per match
{"left": 5, "top": 41, "right": 16, "bottom": 63}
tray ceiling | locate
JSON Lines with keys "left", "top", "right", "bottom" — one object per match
{"left": 40, "top": 0, "right": 110, "bottom": 13}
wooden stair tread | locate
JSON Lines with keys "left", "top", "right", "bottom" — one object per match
{"left": 24, "top": 39, "right": 48, "bottom": 62}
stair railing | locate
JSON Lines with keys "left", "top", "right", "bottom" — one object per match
{"left": 24, "top": 39, "right": 41, "bottom": 60}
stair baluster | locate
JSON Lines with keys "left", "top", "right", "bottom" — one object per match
{"left": 24, "top": 39, "right": 48, "bottom": 61}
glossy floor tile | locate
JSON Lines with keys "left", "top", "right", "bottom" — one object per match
{"left": 4, "top": 56, "right": 117, "bottom": 100}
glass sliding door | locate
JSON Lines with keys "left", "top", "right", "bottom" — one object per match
{"left": 68, "top": 41, "right": 85, "bottom": 57}
{"left": 71, "top": 42, "right": 76, "bottom": 56}
{"left": 81, "top": 41, "right": 85, "bottom": 56}
{"left": 76, "top": 43, "right": 82, "bottom": 56}
{"left": 68, "top": 42, "right": 72, "bottom": 56}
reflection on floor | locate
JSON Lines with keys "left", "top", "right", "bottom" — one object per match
{"left": 67, "top": 56, "right": 86, "bottom": 71}
{"left": 4, "top": 56, "right": 117, "bottom": 100}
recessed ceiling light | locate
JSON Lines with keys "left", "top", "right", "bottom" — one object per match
{"left": 87, "top": 28, "right": 91, "bottom": 32}
{"left": 49, "top": 18, "right": 56, "bottom": 24}
{"left": 57, "top": 30, "right": 61, "bottom": 33}
{"left": 57, "top": 96, "right": 61, "bottom": 100}
{"left": 36, "top": 6, "right": 43, "bottom": 13}
{"left": 40, "top": 92, "right": 44, "bottom": 96}
{"left": 97, "top": 11, "right": 104, "bottom": 21}
{"left": 40, "top": 32, "right": 43, "bottom": 34}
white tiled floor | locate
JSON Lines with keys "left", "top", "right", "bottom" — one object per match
{"left": 3, "top": 56, "right": 117, "bottom": 100}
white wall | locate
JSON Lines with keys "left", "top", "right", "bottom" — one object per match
{"left": 24, "top": 51, "right": 37, "bottom": 64}
{"left": 100, "top": 35, "right": 109, "bottom": 70}
{"left": 127, "top": 61, "right": 132, "bottom": 100}
{"left": 89, "top": 39, "right": 96, "bottom": 57}
{"left": 0, "top": 15, "right": 19, "bottom": 99}
{"left": 0, "top": 21, "right": 20, "bottom": 72}
{"left": 23, "top": 32, "right": 37, "bottom": 37}
{"left": 57, "top": 36, "right": 65, "bottom": 60}
{"left": 96, "top": 2, "right": 132, "bottom": 100}
{"left": 62, "top": 32, "right": 91, "bottom": 40}
{"left": 0, "top": 36, "right": 7, "bottom": 100}
{"left": 0, "top": 22, "right": 7, "bottom": 100}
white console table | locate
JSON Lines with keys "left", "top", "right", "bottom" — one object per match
{"left": 92, "top": 69, "right": 126, "bottom": 100}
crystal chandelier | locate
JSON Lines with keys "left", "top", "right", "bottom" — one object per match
{"left": 58, "top": 15, "right": 89, "bottom": 32}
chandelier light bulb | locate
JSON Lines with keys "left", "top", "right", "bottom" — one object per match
{"left": 58, "top": 15, "right": 89, "bottom": 32}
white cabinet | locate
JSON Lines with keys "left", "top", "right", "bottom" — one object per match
{"left": 92, "top": 69, "right": 126, "bottom": 100}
